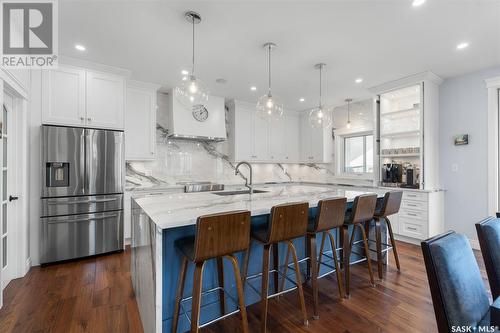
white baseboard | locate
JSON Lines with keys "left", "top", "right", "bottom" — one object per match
{"left": 393, "top": 234, "right": 422, "bottom": 246}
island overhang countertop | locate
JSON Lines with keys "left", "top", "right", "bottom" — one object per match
{"left": 134, "top": 184, "right": 386, "bottom": 229}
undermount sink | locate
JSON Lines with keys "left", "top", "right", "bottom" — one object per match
{"left": 213, "top": 189, "right": 269, "bottom": 196}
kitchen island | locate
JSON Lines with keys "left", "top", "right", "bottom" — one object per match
{"left": 130, "top": 184, "right": 386, "bottom": 333}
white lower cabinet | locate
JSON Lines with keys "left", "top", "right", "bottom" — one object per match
{"left": 391, "top": 190, "right": 444, "bottom": 242}
{"left": 125, "top": 81, "right": 159, "bottom": 160}
{"left": 41, "top": 64, "right": 126, "bottom": 130}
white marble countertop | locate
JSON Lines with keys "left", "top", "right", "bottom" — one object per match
{"left": 133, "top": 184, "right": 387, "bottom": 229}
{"left": 126, "top": 180, "right": 443, "bottom": 194}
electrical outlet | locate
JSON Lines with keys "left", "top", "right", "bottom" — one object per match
{"left": 451, "top": 163, "right": 458, "bottom": 172}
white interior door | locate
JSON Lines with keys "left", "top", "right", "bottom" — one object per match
{"left": 1, "top": 91, "right": 18, "bottom": 290}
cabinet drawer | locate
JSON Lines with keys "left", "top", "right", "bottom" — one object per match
{"left": 403, "top": 191, "right": 427, "bottom": 202}
{"left": 401, "top": 200, "right": 427, "bottom": 212}
{"left": 400, "top": 219, "right": 426, "bottom": 239}
{"left": 400, "top": 208, "right": 427, "bottom": 221}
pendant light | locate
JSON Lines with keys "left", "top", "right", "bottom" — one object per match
{"left": 345, "top": 98, "right": 353, "bottom": 129}
{"left": 175, "top": 11, "right": 209, "bottom": 109}
{"left": 309, "top": 63, "right": 333, "bottom": 128}
{"left": 256, "top": 42, "right": 283, "bottom": 120}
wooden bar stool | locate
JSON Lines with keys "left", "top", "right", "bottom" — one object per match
{"left": 342, "top": 194, "right": 378, "bottom": 296}
{"left": 172, "top": 210, "right": 251, "bottom": 333}
{"left": 305, "top": 197, "right": 347, "bottom": 319}
{"left": 242, "top": 202, "right": 309, "bottom": 333}
{"left": 369, "top": 191, "right": 403, "bottom": 279}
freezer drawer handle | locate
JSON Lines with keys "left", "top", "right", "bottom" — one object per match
{"left": 47, "top": 198, "right": 119, "bottom": 205}
{"left": 46, "top": 214, "right": 119, "bottom": 224}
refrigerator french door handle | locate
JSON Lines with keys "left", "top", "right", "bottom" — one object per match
{"left": 46, "top": 213, "right": 119, "bottom": 224}
{"left": 82, "top": 129, "right": 87, "bottom": 194}
{"left": 46, "top": 197, "right": 119, "bottom": 205}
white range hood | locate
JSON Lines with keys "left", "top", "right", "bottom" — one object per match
{"left": 165, "top": 89, "right": 226, "bottom": 141}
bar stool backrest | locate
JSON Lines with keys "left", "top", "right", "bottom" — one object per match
{"left": 315, "top": 197, "right": 347, "bottom": 232}
{"left": 351, "top": 194, "right": 378, "bottom": 224}
{"left": 267, "top": 202, "right": 309, "bottom": 244}
{"left": 194, "top": 210, "right": 251, "bottom": 262}
{"left": 379, "top": 191, "right": 403, "bottom": 217}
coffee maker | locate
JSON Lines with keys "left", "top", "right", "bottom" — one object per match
{"left": 382, "top": 163, "right": 403, "bottom": 184}
{"left": 402, "top": 166, "right": 419, "bottom": 189}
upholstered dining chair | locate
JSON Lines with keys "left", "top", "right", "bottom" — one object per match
{"left": 476, "top": 216, "right": 500, "bottom": 299}
{"left": 421, "top": 231, "right": 500, "bottom": 333}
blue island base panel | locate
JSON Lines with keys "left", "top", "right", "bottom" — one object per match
{"left": 161, "top": 205, "right": 375, "bottom": 333}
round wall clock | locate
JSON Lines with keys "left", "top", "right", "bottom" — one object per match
{"left": 192, "top": 104, "right": 209, "bottom": 122}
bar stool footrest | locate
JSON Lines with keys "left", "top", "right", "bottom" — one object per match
{"left": 178, "top": 286, "right": 243, "bottom": 328}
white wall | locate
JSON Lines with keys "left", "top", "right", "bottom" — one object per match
{"left": 439, "top": 65, "right": 500, "bottom": 241}
{"left": 28, "top": 70, "right": 42, "bottom": 266}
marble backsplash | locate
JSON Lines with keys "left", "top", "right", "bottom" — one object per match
{"left": 126, "top": 126, "right": 339, "bottom": 191}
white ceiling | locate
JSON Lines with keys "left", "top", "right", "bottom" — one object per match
{"left": 60, "top": 0, "right": 500, "bottom": 111}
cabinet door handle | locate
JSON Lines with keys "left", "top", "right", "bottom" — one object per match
{"left": 80, "top": 117, "right": 85, "bottom": 121}
{"left": 407, "top": 203, "right": 418, "bottom": 207}
{"left": 407, "top": 212, "right": 419, "bottom": 217}
{"left": 87, "top": 117, "right": 92, "bottom": 122}
{"left": 407, "top": 226, "right": 418, "bottom": 231}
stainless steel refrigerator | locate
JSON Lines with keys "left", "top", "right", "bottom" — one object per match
{"left": 40, "top": 125, "right": 124, "bottom": 264}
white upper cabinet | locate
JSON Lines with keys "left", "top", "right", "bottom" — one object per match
{"left": 269, "top": 117, "right": 285, "bottom": 161}
{"left": 41, "top": 64, "right": 126, "bottom": 130}
{"left": 232, "top": 103, "right": 253, "bottom": 160}
{"left": 253, "top": 113, "right": 270, "bottom": 161}
{"left": 86, "top": 70, "right": 125, "bottom": 129}
{"left": 227, "top": 99, "right": 300, "bottom": 163}
{"left": 228, "top": 100, "right": 269, "bottom": 162}
{"left": 299, "top": 113, "right": 333, "bottom": 163}
{"left": 41, "top": 65, "right": 86, "bottom": 127}
{"left": 284, "top": 115, "right": 300, "bottom": 162}
{"left": 125, "top": 81, "right": 159, "bottom": 160}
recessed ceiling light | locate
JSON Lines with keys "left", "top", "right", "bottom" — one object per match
{"left": 250, "top": 86, "right": 257, "bottom": 91}
{"left": 355, "top": 78, "right": 363, "bottom": 84}
{"left": 299, "top": 98, "right": 305, "bottom": 102}
{"left": 75, "top": 44, "right": 86, "bottom": 51}
{"left": 412, "top": 0, "right": 426, "bottom": 7}
{"left": 215, "top": 78, "right": 227, "bottom": 84}
{"left": 456, "top": 42, "right": 469, "bottom": 50}
{"left": 181, "top": 70, "right": 189, "bottom": 75}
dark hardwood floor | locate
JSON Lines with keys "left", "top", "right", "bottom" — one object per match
{"left": 0, "top": 241, "right": 488, "bottom": 333}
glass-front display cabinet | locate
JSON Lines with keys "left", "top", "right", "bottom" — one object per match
{"left": 379, "top": 84, "right": 423, "bottom": 189}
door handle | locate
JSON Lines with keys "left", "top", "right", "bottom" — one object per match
{"left": 9, "top": 195, "right": 19, "bottom": 202}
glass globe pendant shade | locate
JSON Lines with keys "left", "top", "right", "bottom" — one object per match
{"left": 256, "top": 93, "right": 284, "bottom": 120}
{"left": 308, "top": 106, "right": 332, "bottom": 129}
{"left": 175, "top": 74, "right": 209, "bottom": 110}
